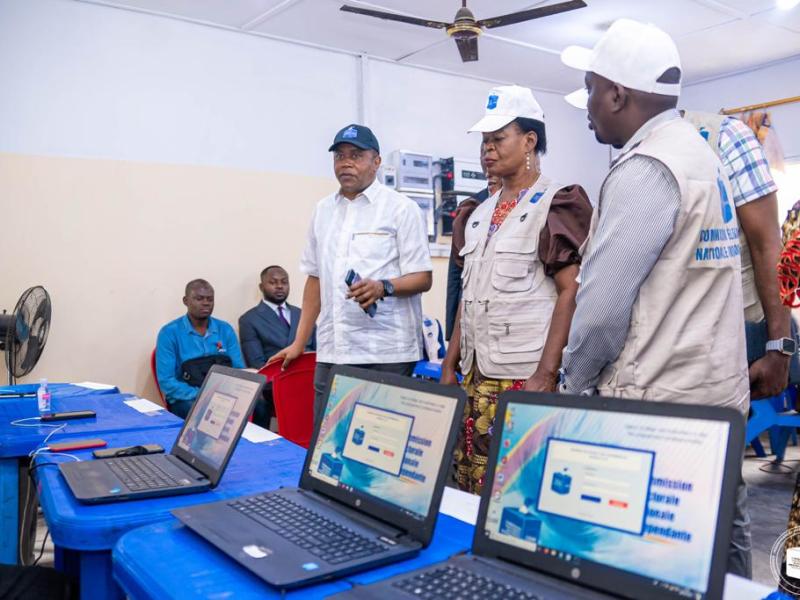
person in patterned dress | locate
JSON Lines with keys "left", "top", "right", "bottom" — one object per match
{"left": 441, "top": 85, "right": 592, "bottom": 494}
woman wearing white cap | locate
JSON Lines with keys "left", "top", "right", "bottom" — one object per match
{"left": 441, "top": 84, "right": 592, "bottom": 495}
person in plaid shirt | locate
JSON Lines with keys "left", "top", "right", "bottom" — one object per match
{"left": 685, "top": 111, "right": 792, "bottom": 401}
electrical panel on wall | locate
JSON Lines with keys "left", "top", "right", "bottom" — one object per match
{"left": 378, "top": 165, "right": 397, "bottom": 188}
{"left": 441, "top": 194, "right": 476, "bottom": 237}
{"left": 383, "top": 151, "right": 487, "bottom": 241}
{"left": 406, "top": 193, "right": 436, "bottom": 242}
{"left": 390, "top": 150, "right": 434, "bottom": 193}
{"left": 440, "top": 157, "right": 486, "bottom": 196}
{"left": 439, "top": 157, "right": 486, "bottom": 237}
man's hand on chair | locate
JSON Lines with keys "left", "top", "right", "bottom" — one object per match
{"left": 749, "top": 352, "right": 790, "bottom": 399}
{"left": 269, "top": 342, "right": 304, "bottom": 371}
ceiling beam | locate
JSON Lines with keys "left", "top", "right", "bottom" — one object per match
{"left": 240, "top": 0, "right": 305, "bottom": 31}
{"left": 394, "top": 38, "right": 450, "bottom": 63}
{"left": 482, "top": 32, "right": 561, "bottom": 56}
{"left": 690, "top": 0, "right": 750, "bottom": 20}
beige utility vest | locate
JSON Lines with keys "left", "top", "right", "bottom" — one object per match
{"left": 683, "top": 110, "right": 764, "bottom": 322}
{"left": 588, "top": 118, "right": 749, "bottom": 412}
{"left": 459, "top": 177, "right": 565, "bottom": 380}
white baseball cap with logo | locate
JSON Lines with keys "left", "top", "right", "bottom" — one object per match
{"left": 560, "top": 18, "right": 682, "bottom": 109}
{"left": 468, "top": 85, "right": 546, "bottom": 133}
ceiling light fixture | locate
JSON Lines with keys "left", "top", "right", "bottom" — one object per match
{"left": 777, "top": 0, "right": 800, "bottom": 10}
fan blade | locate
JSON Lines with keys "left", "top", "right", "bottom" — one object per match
{"left": 479, "top": 0, "right": 586, "bottom": 29}
{"left": 455, "top": 36, "right": 479, "bottom": 62}
{"left": 340, "top": 5, "right": 449, "bottom": 29}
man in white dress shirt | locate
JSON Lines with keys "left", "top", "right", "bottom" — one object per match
{"left": 272, "top": 124, "right": 433, "bottom": 420}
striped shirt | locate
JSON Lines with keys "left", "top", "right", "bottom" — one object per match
{"left": 718, "top": 116, "right": 778, "bottom": 206}
{"left": 562, "top": 110, "right": 681, "bottom": 395}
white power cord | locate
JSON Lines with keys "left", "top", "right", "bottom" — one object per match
{"left": 11, "top": 417, "right": 75, "bottom": 564}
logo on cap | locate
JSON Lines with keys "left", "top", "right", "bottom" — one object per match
{"left": 343, "top": 126, "right": 358, "bottom": 139}
{"left": 487, "top": 94, "right": 499, "bottom": 110}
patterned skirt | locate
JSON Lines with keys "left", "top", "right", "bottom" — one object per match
{"left": 454, "top": 369, "right": 524, "bottom": 495}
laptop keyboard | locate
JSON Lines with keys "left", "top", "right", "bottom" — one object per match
{"left": 107, "top": 456, "right": 182, "bottom": 491}
{"left": 392, "top": 565, "right": 542, "bottom": 600}
{"left": 230, "top": 493, "right": 388, "bottom": 564}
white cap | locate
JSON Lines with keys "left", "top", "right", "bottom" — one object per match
{"left": 561, "top": 18, "right": 681, "bottom": 109}
{"left": 468, "top": 85, "right": 545, "bottom": 133}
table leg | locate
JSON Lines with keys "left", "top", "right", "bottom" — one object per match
{"left": 80, "top": 550, "right": 124, "bottom": 600}
{"left": 0, "top": 457, "right": 19, "bottom": 563}
{"left": 55, "top": 545, "right": 80, "bottom": 578}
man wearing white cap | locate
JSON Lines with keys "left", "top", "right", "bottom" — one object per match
{"left": 559, "top": 19, "right": 751, "bottom": 576}
{"left": 441, "top": 84, "right": 591, "bottom": 494}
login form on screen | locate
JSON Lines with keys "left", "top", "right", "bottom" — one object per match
{"left": 484, "top": 403, "right": 730, "bottom": 597}
{"left": 538, "top": 438, "right": 654, "bottom": 535}
{"left": 308, "top": 374, "right": 457, "bottom": 519}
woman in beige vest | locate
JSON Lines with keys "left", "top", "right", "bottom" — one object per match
{"left": 441, "top": 85, "right": 592, "bottom": 494}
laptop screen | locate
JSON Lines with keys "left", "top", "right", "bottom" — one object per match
{"left": 175, "top": 369, "right": 262, "bottom": 472}
{"left": 307, "top": 373, "right": 458, "bottom": 521}
{"left": 484, "top": 402, "right": 730, "bottom": 599}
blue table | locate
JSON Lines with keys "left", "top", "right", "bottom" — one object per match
{"left": 113, "top": 513, "right": 473, "bottom": 599}
{"left": 111, "top": 515, "right": 778, "bottom": 600}
{"left": 35, "top": 427, "right": 306, "bottom": 600}
{"left": 1, "top": 392, "right": 180, "bottom": 564}
{"left": 0, "top": 383, "right": 119, "bottom": 401}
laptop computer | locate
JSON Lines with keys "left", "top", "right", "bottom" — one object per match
{"left": 59, "top": 365, "right": 265, "bottom": 504}
{"left": 172, "top": 365, "right": 467, "bottom": 589}
{"left": 333, "top": 391, "right": 744, "bottom": 600}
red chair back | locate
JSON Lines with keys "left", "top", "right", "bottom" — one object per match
{"left": 260, "top": 353, "right": 316, "bottom": 448}
{"left": 150, "top": 348, "right": 168, "bottom": 409}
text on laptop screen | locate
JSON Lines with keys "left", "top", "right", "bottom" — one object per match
{"left": 308, "top": 374, "right": 457, "bottom": 520}
{"left": 176, "top": 371, "right": 259, "bottom": 471}
{"left": 485, "top": 403, "right": 730, "bottom": 598}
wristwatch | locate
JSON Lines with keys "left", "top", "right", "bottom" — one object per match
{"left": 381, "top": 279, "right": 395, "bottom": 299}
{"left": 766, "top": 337, "right": 797, "bottom": 356}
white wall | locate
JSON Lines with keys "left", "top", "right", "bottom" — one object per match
{"left": 680, "top": 57, "right": 800, "bottom": 161}
{"left": 0, "top": 0, "right": 607, "bottom": 396}
{"left": 0, "top": 0, "right": 607, "bottom": 193}
{"left": 369, "top": 59, "right": 606, "bottom": 201}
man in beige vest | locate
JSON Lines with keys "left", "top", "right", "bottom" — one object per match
{"left": 682, "top": 110, "right": 794, "bottom": 399}
{"left": 559, "top": 19, "right": 751, "bottom": 577}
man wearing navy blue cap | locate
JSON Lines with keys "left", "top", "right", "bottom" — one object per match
{"left": 272, "top": 124, "right": 433, "bottom": 421}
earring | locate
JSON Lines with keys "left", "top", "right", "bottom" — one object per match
{"left": 525, "top": 153, "right": 531, "bottom": 171}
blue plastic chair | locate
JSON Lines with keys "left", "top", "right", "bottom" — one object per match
{"left": 747, "top": 387, "right": 800, "bottom": 460}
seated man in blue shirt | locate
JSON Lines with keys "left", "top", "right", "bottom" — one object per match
{"left": 156, "top": 278, "right": 244, "bottom": 418}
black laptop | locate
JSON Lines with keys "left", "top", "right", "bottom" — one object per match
{"left": 173, "top": 366, "right": 466, "bottom": 589}
{"left": 333, "top": 391, "right": 744, "bottom": 600}
{"left": 59, "top": 365, "right": 265, "bottom": 504}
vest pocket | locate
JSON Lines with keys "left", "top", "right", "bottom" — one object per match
{"left": 488, "top": 320, "right": 545, "bottom": 364}
{"left": 492, "top": 260, "right": 535, "bottom": 293}
{"left": 492, "top": 236, "right": 537, "bottom": 293}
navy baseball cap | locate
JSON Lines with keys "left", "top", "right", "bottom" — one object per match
{"left": 328, "top": 124, "right": 380, "bottom": 154}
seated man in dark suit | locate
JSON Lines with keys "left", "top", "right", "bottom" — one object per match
{"left": 239, "top": 265, "right": 316, "bottom": 426}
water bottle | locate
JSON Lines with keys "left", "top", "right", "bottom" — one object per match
{"left": 37, "top": 378, "right": 51, "bottom": 414}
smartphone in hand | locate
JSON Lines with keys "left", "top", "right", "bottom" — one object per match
{"left": 344, "top": 269, "right": 377, "bottom": 318}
